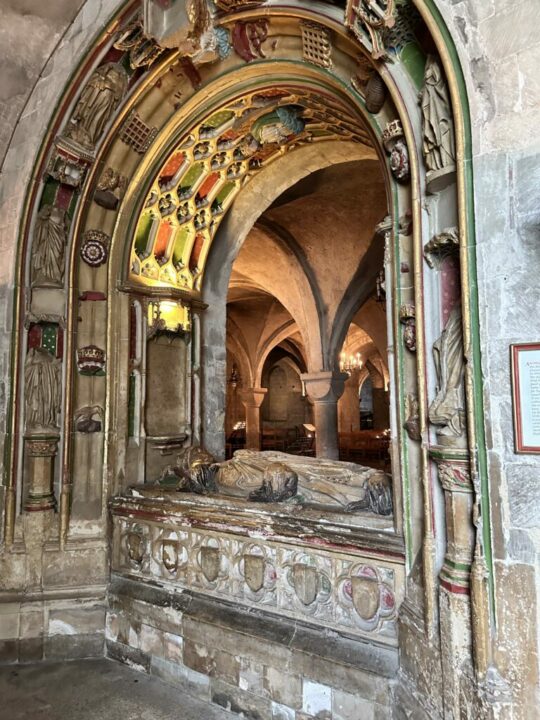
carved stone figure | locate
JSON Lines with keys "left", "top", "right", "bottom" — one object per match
{"left": 213, "top": 450, "right": 393, "bottom": 515}
{"left": 404, "top": 394, "right": 421, "bottom": 441}
{"left": 160, "top": 446, "right": 216, "bottom": 493}
{"left": 157, "top": 447, "right": 392, "bottom": 515}
{"left": 428, "top": 303, "right": 466, "bottom": 441}
{"left": 31, "top": 206, "right": 69, "bottom": 287}
{"left": 24, "top": 348, "right": 62, "bottom": 432}
{"left": 65, "top": 63, "right": 127, "bottom": 150}
{"left": 420, "top": 56, "right": 455, "bottom": 174}
{"left": 94, "top": 167, "right": 128, "bottom": 210}
{"left": 74, "top": 405, "right": 103, "bottom": 433}
{"left": 399, "top": 303, "right": 416, "bottom": 352}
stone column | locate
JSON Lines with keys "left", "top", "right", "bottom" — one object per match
{"left": 24, "top": 436, "right": 59, "bottom": 512}
{"left": 338, "top": 369, "right": 360, "bottom": 433}
{"left": 372, "top": 388, "right": 390, "bottom": 429}
{"left": 301, "top": 371, "right": 347, "bottom": 459}
{"left": 240, "top": 388, "right": 267, "bottom": 450}
{"left": 430, "top": 444, "right": 475, "bottom": 720}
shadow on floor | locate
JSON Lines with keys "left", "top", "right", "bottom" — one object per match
{"left": 0, "top": 658, "right": 235, "bottom": 720}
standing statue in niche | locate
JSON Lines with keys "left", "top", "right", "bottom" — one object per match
{"left": 64, "top": 63, "right": 128, "bottom": 150}
{"left": 31, "top": 205, "right": 69, "bottom": 287}
{"left": 428, "top": 303, "right": 466, "bottom": 441}
{"left": 420, "top": 55, "right": 455, "bottom": 173}
{"left": 24, "top": 348, "right": 62, "bottom": 432}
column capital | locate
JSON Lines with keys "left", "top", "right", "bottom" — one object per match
{"left": 240, "top": 387, "right": 268, "bottom": 409}
{"left": 301, "top": 371, "right": 348, "bottom": 403}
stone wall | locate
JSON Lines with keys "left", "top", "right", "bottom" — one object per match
{"left": 418, "top": 1, "right": 540, "bottom": 715}
{"left": 107, "top": 576, "right": 396, "bottom": 720}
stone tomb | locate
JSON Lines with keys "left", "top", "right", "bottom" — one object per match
{"left": 108, "top": 463, "right": 404, "bottom": 718}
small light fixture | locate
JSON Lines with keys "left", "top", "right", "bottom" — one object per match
{"left": 228, "top": 363, "right": 240, "bottom": 389}
{"left": 147, "top": 299, "right": 191, "bottom": 335}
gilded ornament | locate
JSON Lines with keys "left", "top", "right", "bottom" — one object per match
{"left": 346, "top": 0, "right": 397, "bottom": 60}
{"left": 76, "top": 345, "right": 106, "bottom": 376}
{"left": 114, "top": 15, "right": 166, "bottom": 69}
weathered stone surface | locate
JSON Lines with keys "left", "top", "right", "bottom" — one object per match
{"left": 183, "top": 638, "right": 240, "bottom": 685}
{"left": 48, "top": 606, "right": 105, "bottom": 636}
{"left": 211, "top": 678, "right": 272, "bottom": 720}
{"left": 45, "top": 633, "right": 104, "bottom": 661}
{"left": 302, "top": 679, "right": 332, "bottom": 718}
{"left": 333, "top": 688, "right": 375, "bottom": 720}
{"left": 150, "top": 655, "right": 210, "bottom": 702}
{"left": 264, "top": 666, "right": 302, "bottom": 709}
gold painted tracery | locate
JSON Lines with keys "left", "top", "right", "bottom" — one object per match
{"left": 128, "top": 84, "right": 373, "bottom": 293}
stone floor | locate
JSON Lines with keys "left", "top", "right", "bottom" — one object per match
{"left": 0, "top": 658, "right": 235, "bottom": 719}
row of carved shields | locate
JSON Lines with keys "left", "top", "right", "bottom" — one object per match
{"left": 125, "top": 531, "right": 394, "bottom": 623}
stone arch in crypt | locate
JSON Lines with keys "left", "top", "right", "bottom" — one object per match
{"left": 0, "top": 1, "right": 527, "bottom": 718}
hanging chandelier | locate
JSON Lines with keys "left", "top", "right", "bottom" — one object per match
{"left": 339, "top": 351, "right": 363, "bottom": 375}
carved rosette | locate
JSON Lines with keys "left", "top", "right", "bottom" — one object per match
{"left": 382, "top": 119, "right": 409, "bottom": 183}
{"left": 81, "top": 230, "right": 110, "bottom": 267}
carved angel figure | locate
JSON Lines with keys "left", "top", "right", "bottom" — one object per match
{"left": 24, "top": 347, "right": 62, "bottom": 431}
{"left": 428, "top": 303, "right": 465, "bottom": 440}
{"left": 420, "top": 56, "right": 455, "bottom": 173}
{"left": 31, "top": 205, "right": 69, "bottom": 287}
{"left": 65, "top": 63, "right": 128, "bottom": 149}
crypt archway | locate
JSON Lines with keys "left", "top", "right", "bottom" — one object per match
{"left": 3, "top": 2, "right": 498, "bottom": 718}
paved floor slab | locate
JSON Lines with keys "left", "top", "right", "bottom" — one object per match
{"left": 0, "top": 658, "right": 236, "bottom": 720}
